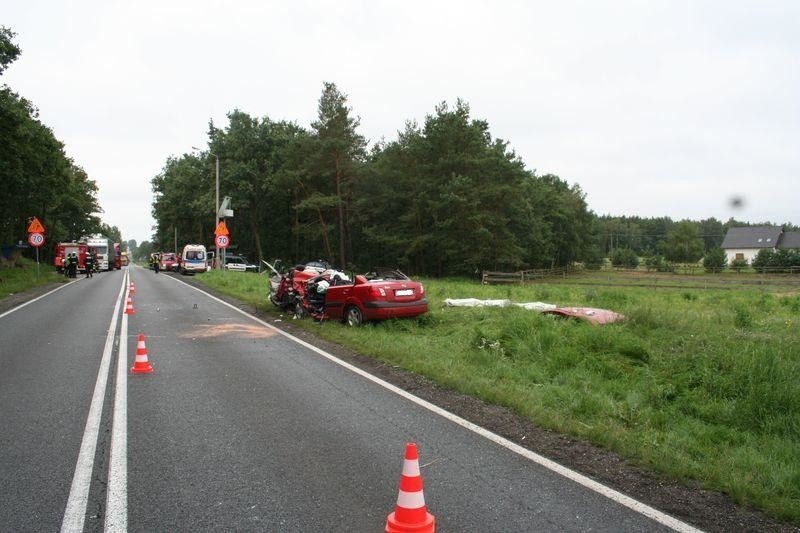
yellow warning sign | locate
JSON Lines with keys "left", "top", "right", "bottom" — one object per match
{"left": 27, "top": 217, "right": 45, "bottom": 233}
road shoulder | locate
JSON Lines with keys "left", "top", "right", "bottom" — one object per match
{"left": 0, "top": 279, "right": 72, "bottom": 316}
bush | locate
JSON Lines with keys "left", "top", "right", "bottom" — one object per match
{"left": 751, "top": 249, "right": 774, "bottom": 272}
{"left": 703, "top": 247, "right": 727, "bottom": 272}
{"left": 583, "top": 246, "right": 605, "bottom": 271}
{"left": 730, "top": 258, "right": 749, "bottom": 272}
{"left": 752, "top": 248, "right": 800, "bottom": 273}
{"left": 644, "top": 254, "right": 672, "bottom": 272}
{"left": 611, "top": 248, "right": 639, "bottom": 269}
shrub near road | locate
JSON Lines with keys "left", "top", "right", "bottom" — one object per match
{"left": 197, "top": 271, "right": 800, "bottom": 524}
{"left": 0, "top": 258, "right": 66, "bottom": 299}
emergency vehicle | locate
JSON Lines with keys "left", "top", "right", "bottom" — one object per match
{"left": 114, "top": 243, "right": 122, "bottom": 269}
{"left": 54, "top": 242, "right": 88, "bottom": 273}
{"left": 179, "top": 244, "right": 208, "bottom": 274}
{"left": 86, "top": 236, "right": 117, "bottom": 271}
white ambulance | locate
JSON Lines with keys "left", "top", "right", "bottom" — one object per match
{"left": 179, "top": 244, "right": 208, "bottom": 274}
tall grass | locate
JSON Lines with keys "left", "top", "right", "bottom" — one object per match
{"left": 198, "top": 272, "right": 800, "bottom": 523}
{"left": 0, "top": 258, "right": 66, "bottom": 299}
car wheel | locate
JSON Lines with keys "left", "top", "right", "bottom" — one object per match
{"left": 345, "top": 305, "right": 364, "bottom": 326}
{"left": 293, "top": 300, "right": 308, "bottom": 319}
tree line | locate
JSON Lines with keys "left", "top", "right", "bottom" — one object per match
{"left": 152, "top": 84, "right": 595, "bottom": 275}
{"left": 598, "top": 216, "right": 798, "bottom": 270}
{"left": 0, "top": 28, "right": 119, "bottom": 261}
{"left": 152, "top": 81, "right": 798, "bottom": 276}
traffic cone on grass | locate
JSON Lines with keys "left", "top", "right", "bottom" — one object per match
{"left": 124, "top": 296, "right": 135, "bottom": 315}
{"left": 131, "top": 333, "right": 153, "bottom": 374}
{"left": 386, "top": 442, "right": 435, "bottom": 533}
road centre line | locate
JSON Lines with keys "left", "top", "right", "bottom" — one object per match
{"left": 0, "top": 279, "right": 79, "bottom": 320}
{"left": 166, "top": 275, "right": 703, "bottom": 533}
{"left": 105, "top": 269, "right": 129, "bottom": 532}
{"left": 61, "top": 273, "right": 127, "bottom": 532}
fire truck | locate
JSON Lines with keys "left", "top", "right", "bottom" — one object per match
{"left": 86, "top": 236, "right": 117, "bottom": 271}
{"left": 54, "top": 242, "right": 88, "bottom": 273}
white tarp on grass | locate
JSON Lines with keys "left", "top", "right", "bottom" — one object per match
{"left": 444, "top": 298, "right": 556, "bottom": 311}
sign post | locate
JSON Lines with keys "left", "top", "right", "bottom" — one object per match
{"left": 27, "top": 217, "right": 46, "bottom": 279}
{"left": 213, "top": 221, "right": 230, "bottom": 272}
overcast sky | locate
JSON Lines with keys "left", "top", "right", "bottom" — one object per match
{"left": 5, "top": 1, "right": 799, "bottom": 244}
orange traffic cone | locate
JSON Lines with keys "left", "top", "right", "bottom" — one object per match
{"left": 124, "top": 296, "right": 135, "bottom": 315}
{"left": 130, "top": 333, "right": 153, "bottom": 374}
{"left": 129, "top": 281, "right": 135, "bottom": 294}
{"left": 386, "top": 443, "right": 435, "bottom": 533}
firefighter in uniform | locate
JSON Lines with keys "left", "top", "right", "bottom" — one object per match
{"left": 68, "top": 253, "right": 78, "bottom": 278}
{"left": 84, "top": 251, "right": 94, "bottom": 278}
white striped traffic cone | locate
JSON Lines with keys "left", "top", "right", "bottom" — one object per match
{"left": 129, "top": 281, "right": 135, "bottom": 294}
{"left": 130, "top": 333, "right": 153, "bottom": 374}
{"left": 124, "top": 296, "right": 135, "bottom": 315}
{"left": 386, "top": 442, "right": 435, "bottom": 532}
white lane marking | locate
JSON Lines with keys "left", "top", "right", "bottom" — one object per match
{"left": 60, "top": 274, "right": 127, "bottom": 532}
{"left": 0, "top": 279, "right": 79, "bottom": 320}
{"left": 166, "top": 276, "right": 703, "bottom": 533}
{"left": 105, "top": 270, "right": 129, "bottom": 532}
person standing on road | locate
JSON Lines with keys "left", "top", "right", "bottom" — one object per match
{"left": 153, "top": 253, "right": 160, "bottom": 273}
{"left": 68, "top": 253, "right": 78, "bottom": 278}
{"left": 84, "top": 251, "right": 94, "bottom": 278}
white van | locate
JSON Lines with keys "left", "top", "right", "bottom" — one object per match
{"left": 180, "top": 244, "right": 208, "bottom": 274}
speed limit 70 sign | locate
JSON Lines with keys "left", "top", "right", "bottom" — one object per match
{"left": 215, "top": 234, "right": 230, "bottom": 248}
{"left": 28, "top": 232, "right": 45, "bottom": 248}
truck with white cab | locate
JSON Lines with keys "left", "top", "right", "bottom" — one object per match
{"left": 86, "top": 236, "right": 117, "bottom": 271}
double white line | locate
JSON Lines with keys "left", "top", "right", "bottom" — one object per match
{"left": 61, "top": 270, "right": 130, "bottom": 532}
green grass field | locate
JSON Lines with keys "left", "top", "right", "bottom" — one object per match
{"left": 0, "top": 257, "right": 66, "bottom": 299}
{"left": 197, "top": 269, "right": 800, "bottom": 523}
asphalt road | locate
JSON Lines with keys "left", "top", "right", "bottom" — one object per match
{"left": 0, "top": 265, "right": 702, "bottom": 532}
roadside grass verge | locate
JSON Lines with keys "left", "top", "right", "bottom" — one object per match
{"left": 0, "top": 258, "right": 67, "bottom": 299}
{"left": 196, "top": 271, "right": 800, "bottom": 523}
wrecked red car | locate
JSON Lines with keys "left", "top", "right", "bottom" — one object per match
{"left": 268, "top": 265, "right": 428, "bottom": 325}
{"left": 267, "top": 263, "right": 328, "bottom": 317}
{"left": 325, "top": 268, "right": 428, "bottom": 325}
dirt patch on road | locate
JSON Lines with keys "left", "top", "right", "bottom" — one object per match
{"left": 180, "top": 323, "right": 278, "bottom": 339}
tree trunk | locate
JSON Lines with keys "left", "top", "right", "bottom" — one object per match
{"left": 334, "top": 151, "right": 346, "bottom": 267}
{"left": 249, "top": 207, "right": 264, "bottom": 264}
{"left": 292, "top": 189, "right": 300, "bottom": 260}
{"left": 316, "top": 207, "right": 333, "bottom": 263}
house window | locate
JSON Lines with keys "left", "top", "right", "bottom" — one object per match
{"left": 735, "top": 253, "right": 745, "bottom": 260}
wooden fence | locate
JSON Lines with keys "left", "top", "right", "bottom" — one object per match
{"left": 481, "top": 266, "right": 575, "bottom": 284}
